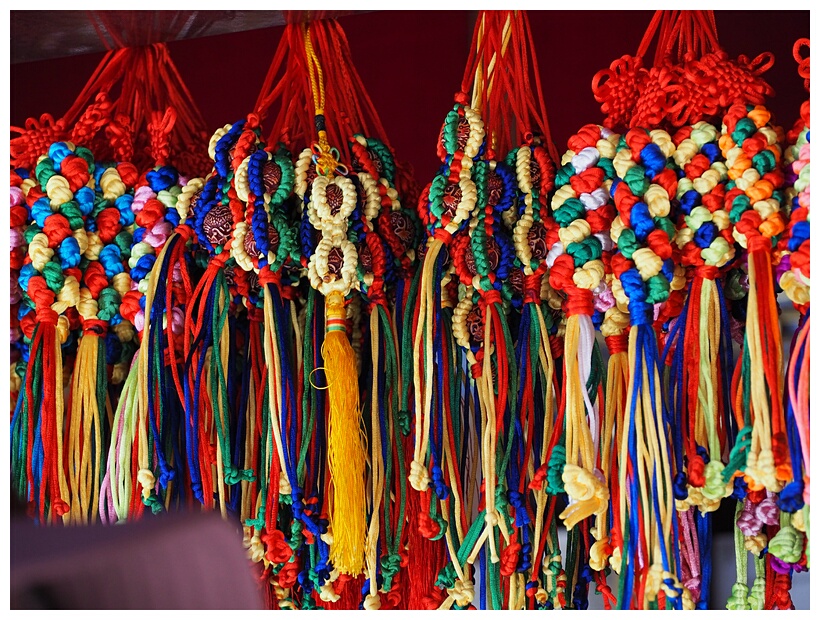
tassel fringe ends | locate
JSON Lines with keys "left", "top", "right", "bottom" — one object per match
{"left": 324, "top": 291, "right": 368, "bottom": 576}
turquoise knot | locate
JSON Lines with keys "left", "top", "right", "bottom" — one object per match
{"left": 435, "top": 562, "right": 457, "bottom": 590}
{"left": 546, "top": 444, "right": 566, "bottom": 494}
{"left": 224, "top": 465, "right": 255, "bottom": 485}
{"left": 381, "top": 552, "right": 403, "bottom": 591}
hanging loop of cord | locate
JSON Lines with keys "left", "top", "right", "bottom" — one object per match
{"left": 303, "top": 21, "right": 346, "bottom": 177}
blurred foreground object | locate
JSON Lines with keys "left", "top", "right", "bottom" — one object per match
{"left": 11, "top": 509, "right": 263, "bottom": 609}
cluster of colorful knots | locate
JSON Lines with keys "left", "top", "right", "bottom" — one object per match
{"left": 592, "top": 11, "right": 774, "bottom": 132}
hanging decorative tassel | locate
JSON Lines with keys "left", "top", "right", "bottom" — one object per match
{"left": 234, "top": 121, "right": 305, "bottom": 590}
{"left": 661, "top": 121, "right": 735, "bottom": 610}
{"left": 779, "top": 39, "right": 810, "bottom": 541}
{"left": 509, "top": 137, "right": 559, "bottom": 606}
{"left": 548, "top": 124, "right": 621, "bottom": 594}
{"left": 65, "top": 157, "right": 137, "bottom": 524}
{"left": 610, "top": 128, "right": 684, "bottom": 608}
{"left": 549, "top": 124, "right": 615, "bottom": 534}
{"left": 183, "top": 121, "right": 256, "bottom": 517}
{"left": 12, "top": 141, "right": 97, "bottom": 523}
{"left": 666, "top": 121, "right": 735, "bottom": 516}
{"left": 296, "top": 21, "right": 368, "bottom": 578}
{"left": 101, "top": 162, "right": 197, "bottom": 523}
{"left": 720, "top": 103, "right": 788, "bottom": 495}
{"left": 411, "top": 13, "right": 490, "bottom": 606}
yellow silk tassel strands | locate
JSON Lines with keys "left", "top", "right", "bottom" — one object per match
{"left": 324, "top": 290, "right": 367, "bottom": 575}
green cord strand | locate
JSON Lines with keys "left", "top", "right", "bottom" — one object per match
{"left": 298, "top": 289, "right": 317, "bottom": 485}
{"left": 399, "top": 267, "right": 422, "bottom": 435}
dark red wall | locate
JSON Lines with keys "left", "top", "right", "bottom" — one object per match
{"left": 11, "top": 10, "right": 809, "bottom": 179}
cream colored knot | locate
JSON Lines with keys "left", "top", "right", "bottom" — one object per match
{"left": 644, "top": 563, "right": 664, "bottom": 601}
{"left": 29, "top": 233, "right": 53, "bottom": 272}
{"left": 574, "top": 260, "right": 605, "bottom": 291}
{"left": 632, "top": 247, "right": 663, "bottom": 280}
{"left": 247, "top": 534, "right": 265, "bottom": 563}
{"left": 137, "top": 469, "right": 156, "bottom": 499}
{"left": 484, "top": 510, "right": 499, "bottom": 527}
{"left": 77, "top": 288, "right": 99, "bottom": 321}
{"left": 448, "top": 579, "right": 475, "bottom": 608}
{"left": 534, "top": 587, "right": 548, "bottom": 605}
{"left": 744, "top": 533, "right": 768, "bottom": 555}
{"left": 409, "top": 459, "right": 430, "bottom": 492}
{"left": 559, "top": 464, "right": 609, "bottom": 529}
{"left": 320, "top": 529, "right": 334, "bottom": 546}
{"left": 111, "top": 363, "right": 127, "bottom": 386}
{"left": 589, "top": 537, "right": 612, "bottom": 571}
{"left": 557, "top": 219, "right": 591, "bottom": 247}
{"left": 745, "top": 449, "right": 783, "bottom": 493}
{"left": 644, "top": 184, "right": 671, "bottom": 217}
{"left": 363, "top": 593, "right": 381, "bottom": 610}
{"left": 279, "top": 471, "right": 292, "bottom": 495}
{"left": 56, "top": 315, "right": 71, "bottom": 345}
{"left": 46, "top": 174, "right": 73, "bottom": 207}
{"left": 273, "top": 584, "right": 290, "bottom": 602}
{"left": 100, "top": 168, "right": 126, "bottom": 202}
{"left": 613, "top": 149, "right": 635, "bottom": 179}
{"left": 684, "top": 485, "right": 721, "bottom": 513}
{"left": 319, "top": 582, "right": 340, "bottom": 603}
{"left": 649, "top": 129, "right": 675, "bottom": 157}
{"left": 609, "top": 545, "right": 622, "bottom": 575}
{"left": 792, "top": 508, "right": 806, "bottom": 532}
{"left": 681, "top": 586, "right": 696, "bottom": 610}
{"left": 52, "top": 276, "right": 80, "bottom": 315}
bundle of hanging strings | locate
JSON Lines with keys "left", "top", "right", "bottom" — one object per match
{"left": 9, "top": 8, "right": 810, "bottom": 612}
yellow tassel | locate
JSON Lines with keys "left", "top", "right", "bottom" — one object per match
{"left": 324, "top": 291, "right": 367, "bottom": 575}
{"left": 67, "top": 332, "right": 104, "bottom": 525}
